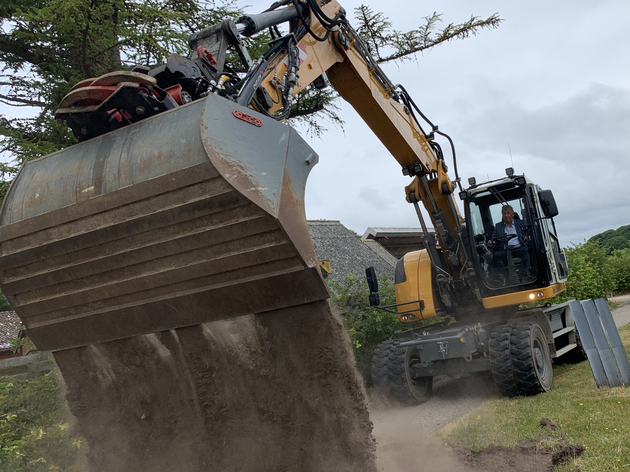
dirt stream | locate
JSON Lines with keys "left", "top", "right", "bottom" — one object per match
{"left": 54, "top": 301, "right": 377, "bottom": 472}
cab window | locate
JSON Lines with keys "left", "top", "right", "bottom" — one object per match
{"left": 468, "top": 184, "right": 538, "bottom": 289}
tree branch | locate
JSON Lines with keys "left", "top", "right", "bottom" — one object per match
{"left": 0, "top": 81, "right": 47, "bottom": 107}
{"left": 0, "top": 33, "right": 59, "bottom": 69}
{"left": 378, "top": 14, "right": 503, "bottom": 63}
{"left": 352, "top": 6, "right": 502, "bottom": 65}
{"left": 0, "top": 95, "right": 46, "bottom": 107}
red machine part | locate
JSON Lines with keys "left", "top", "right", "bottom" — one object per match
{"left": 233, "top": 110, "right": 263, "bottom": 127}
{"left": 197, "top": 46, "right": 218, "bottom": 66}
{"left": 165, "top": 84, "right": 185, "bottom": 105}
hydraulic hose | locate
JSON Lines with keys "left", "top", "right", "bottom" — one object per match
{"left": 398, "top": 84, "right": 462, "bottom": 191}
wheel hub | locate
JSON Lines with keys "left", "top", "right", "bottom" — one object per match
{"left": 535, "top": 348, "right": 544, "bottom": 369}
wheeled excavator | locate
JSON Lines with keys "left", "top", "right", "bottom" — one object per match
{"left": 0, "top": 0, "right": 581, "bottom": 414}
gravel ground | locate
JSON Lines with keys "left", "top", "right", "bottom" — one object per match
{"left": 370, "top": 373, "right": 498, "bottom": 471}
{"left": 369, "top": 300, "right": 630, "bottom": 471}
{"left": 610, "top": 294, "right": 630, "bottom": 327}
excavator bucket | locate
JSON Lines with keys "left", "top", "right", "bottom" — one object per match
{"left": 0, "top": 94, "right": 328, "bottom": 351}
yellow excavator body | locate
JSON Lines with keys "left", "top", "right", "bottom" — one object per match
{"left": 393, "top": 250, "right": 437, "bottom": 321}
{"left": 0, "top": 0, "right": 571, "bottom": 432}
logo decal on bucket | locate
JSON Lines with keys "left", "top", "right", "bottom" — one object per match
{"left": 233, "top": 110, "right": 263, "bottom": 127}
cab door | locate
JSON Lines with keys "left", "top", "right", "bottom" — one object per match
{"left": 531, "top": 187, "right": 568, "bottom": 283}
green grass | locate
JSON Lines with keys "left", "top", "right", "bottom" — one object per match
{"left": 441, "top": 324, "right": 630, "bottom": 472}
{"left": 0, "top": 371, "right": 81, "bottom": 472}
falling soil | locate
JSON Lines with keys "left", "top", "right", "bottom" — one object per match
{"left": 53, "top": 301, "right": 377, "bottom": 472}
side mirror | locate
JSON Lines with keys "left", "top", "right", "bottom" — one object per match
{"left": 538, "top": 189, "right": 559, "bottom": 218}
{"left": 365, "top": 267, "right": 380, "bottom": 306}
{"left": 366, "top": 266, "right": 379, "bottom": 293}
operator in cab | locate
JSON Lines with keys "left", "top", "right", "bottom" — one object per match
{"left": 487, "top": 205, "right": 530, "bottom": 272}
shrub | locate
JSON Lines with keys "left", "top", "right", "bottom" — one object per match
{"left": 328, "top": 275, "right": 400, "bottom": 384}
{"left": 562, "top": 241, "right": 615, "bottom": 300}
{"left": 610, "top": 249, "right": 630, "bottom": 293}
{"left": 0, "top": 292, "right": 12, "bottom": 312}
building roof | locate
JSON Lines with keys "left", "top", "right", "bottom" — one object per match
{"left": 362, "top": 226, "right": 434, "bottom": 260}
{"left": 361, "top": 240, "right": 398, "bottom": 266}
{"left": 0, "top": 311, "right": 22, "bottom": 352}
{"left": 307, "top": 220, "right": 396, "bottom": 283}
{"left": 362, "top": 227, "right": 433, "bottom": 239}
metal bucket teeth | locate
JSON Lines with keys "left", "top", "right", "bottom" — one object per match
{"left": 0, "top": 95, "right": 326, "bottom": 351}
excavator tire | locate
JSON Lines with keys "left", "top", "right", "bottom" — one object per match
{"left": 510, "top": 322, "right": 553, "bottom": 395}
{"left": 371, "top": 339, "right": 397, "bottom": 392}
{"left": 489, "top": 324, "right": 520, "bottom": 397}
{"left": 373, "top": 339, "right": 432, "bottom": 404}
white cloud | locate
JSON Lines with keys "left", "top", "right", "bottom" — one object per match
{"left": 441, "top": 82, "right": 630, "bottom": 243}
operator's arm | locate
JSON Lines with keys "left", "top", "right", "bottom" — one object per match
{"left": 488, "top": 223, "right": 502, "bottom": 248}
{"left": 516, "top": 220, "right": 531, "bottom": 244}
{"left": 491, "top": 224, "right": 502, "bottom": 241}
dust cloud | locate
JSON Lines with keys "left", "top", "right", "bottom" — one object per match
{"left": 375, "top": 434, "right": 470, "bottom": 472}
{"left": 370, "top": 373, "right": 497, "bottom": 472}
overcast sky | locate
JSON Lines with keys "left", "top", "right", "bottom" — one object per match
{"left": 240, "top": 0, "right": 630, "bottom": 245}
{"left": 2, "top": 0, "right": 629, "bottom": 245}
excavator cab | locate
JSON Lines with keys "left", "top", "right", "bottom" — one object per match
{"left": 468, "top": 180, "right": 538, "bottom": 288}
{"left": 374, "top": 168, "right": 568, "bottom": 325}
{"left": 463, "top": 168, "right": 568, "bottom": 299}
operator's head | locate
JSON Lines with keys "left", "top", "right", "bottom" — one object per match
{"left": 502, "top": 205, "right": 514, "bottom": 225}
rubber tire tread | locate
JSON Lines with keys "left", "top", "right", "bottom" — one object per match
{"left": 386, "top": 340, "right": 432, "bottom": 405}
{"left": 489, "top": 324, "right": 520, "bottom": 397}
{"left": 371, "top": 339, "right": 397, "bottom": 392}
{"left": 510, "top": 322, "right": 553, "bottom": 396}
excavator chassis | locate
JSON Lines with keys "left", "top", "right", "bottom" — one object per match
{"left": 0, "top": 94, "right": 328, "bottom": 351}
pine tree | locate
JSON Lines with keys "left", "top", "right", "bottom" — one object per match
{"left": 354, "top": 5, "right": 501, "bottom": 64}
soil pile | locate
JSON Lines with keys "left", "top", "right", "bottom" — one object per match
{"left": 54, "top": 301, "right": 377, "bottom": 472}
{"left": 452, "top": 436, "right": 585, "bottom": 472}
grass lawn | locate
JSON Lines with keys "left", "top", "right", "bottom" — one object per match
{"left": 441, "top": 324, "right": 630, "bottom": 472}
{"left": 0, "top": 371, "right": 81, "bottom": 472}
